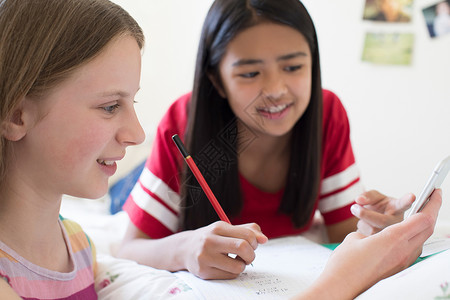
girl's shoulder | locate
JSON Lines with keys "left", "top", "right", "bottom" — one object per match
{"left": 322, "top": 89, "right": 348, "bottom": 120}
{"left": 59, "top": 216, "right": 96, "bottom": 263}
{"left": 158, "top": 92, "right": 192, "bottom": 137}
{"left": 59, "top": 215, "right": 90, "bottom": 241}
{"left": 322, "top": 89, "right": 344, "bottom": 109}
{"left": 164, "top": 92, "right": 192, "bottom": 120}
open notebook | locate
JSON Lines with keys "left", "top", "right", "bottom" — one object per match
{"left": 175, "top": 236, "right": 331, "bottom": 299}
{"left": 175, "top": 236, "right": 450, "bottom": 300}
{"left": 357, "top": 248, "right": 450, "bottom": 299}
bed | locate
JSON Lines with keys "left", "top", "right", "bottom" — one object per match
{"left": 60, "top": 192, "right": 450, "bottom": 299}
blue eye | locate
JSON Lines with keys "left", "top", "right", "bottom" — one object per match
{"left": 103, "top": 104, "right": 120, "bottom": 113}
{"left": 239, "top": 71, "right": 259, "bottom": 78}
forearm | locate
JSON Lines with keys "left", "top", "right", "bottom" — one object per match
{"left": 292, "top": 274, "right": 357, "bottom": 300}
{"left": 292, "top": 252, "right": 383, "bottom": 300}
{"left": 116, "top": 231, "right": 192, "bottom": 272}
{"left": 326, "top": 216, "right": 358, "bottom": 243}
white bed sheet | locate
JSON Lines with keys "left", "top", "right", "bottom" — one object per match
{"left": 60, "top": 195, "right": 450, "bottom": 299}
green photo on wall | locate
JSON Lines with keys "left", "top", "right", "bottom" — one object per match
{"left": 362, "top": 32, "right": 414, "bottom": 65}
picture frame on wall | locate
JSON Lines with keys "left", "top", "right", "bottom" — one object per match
{"left": 361, "top": 32, "right": 415, "bottom": 65}
{"left": 363, "top": 0, "right": 414, "bottom": 23}
{"left": 422, "top": 1, "right": 450, "bottom": 38}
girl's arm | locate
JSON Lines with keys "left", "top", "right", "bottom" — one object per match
{"left": 0, "top": 279, "right": 22, "bottom": 300}
{"left": 293, "top": 189, "right": 441, "bottom": 300}
{"left": 116, "top": 221, "right": 267, "bottom": 279}
{"left": 325, "top": 216, "right": 358, "bottom": 243}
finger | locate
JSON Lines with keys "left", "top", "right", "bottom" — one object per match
{"left": 389, "top": 189, "right": 441, "bottom": 243}
{"left": 239, "top": 223, "right": 269, "bottom": 245}
{"left": 191, "top": 247, "right": 246, "bottom": 279}
{"left": 356, "top": 219, "right": 378, "bottom": 236}
{"left": 350, "top": 203, "right": 363, "bottom": 218}
{"left": 202, "top": 222, "right": 257, "bottom": 261}
{"left": 415, "top": 189, "right": 442, "bottom": 219}
{"left": 206, "top": 234, "right": 257, "bottom": 266}
{"left": 213, "top": 253, "right": 248, "bottom": 274}
{"left": 222, "top": 223, "right": 268, "bottom": 249}
{"left": 407, "top": 189, "right": 442, "bottom": 246}
{"left": 355, "top": 190, "right": 387, "bottom": 206}
{"left": 256, "top": 233, "right": 269, "bottom": 245}
{"left": 387, "top": 193, "right": 415, "bottom": 214}
{"left": 197, "top": 262, "right": 245, "bottom": 280}
{"left": 351, "top": 204, "right": 395, "bottom": 229}
{"left": 194, "top": 243, "right": 249, "bottom": 279}
{"left": 229, "top": 239, "right": 257, "bottom": 265}
{"left": 208, "top": 222, "right": 256, "bottom": 248}
{"left": 227, "top": 254, "right": 255, "bottom": 266}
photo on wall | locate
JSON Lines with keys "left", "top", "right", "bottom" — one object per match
{"left": 363, "top": 0, "right": 414, "bottom": 22}
{"left": 422, "top": 1, "right": 450, "bottom": 38}
{"left": 361, "top": 32, "right": 414, "bottom": 65}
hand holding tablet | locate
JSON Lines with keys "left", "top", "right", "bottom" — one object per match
{"left": 406, "top": 155, "right": 450, "bottom": 218}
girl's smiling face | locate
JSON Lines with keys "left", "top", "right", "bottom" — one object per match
{"left": 15, "top": 35, "right": 145, "bottom": 199}
{"left": 217, "top": 22, "right": 312, "bottom": 138}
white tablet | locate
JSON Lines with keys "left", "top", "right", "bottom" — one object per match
{"left": 406, "top": 155, "right": 450, "bottom": 218}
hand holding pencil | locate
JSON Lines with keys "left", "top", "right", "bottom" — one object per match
{"left": 171, "top": 134, "right": 267, "bottom": 279}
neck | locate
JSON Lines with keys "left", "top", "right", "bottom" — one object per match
{"left": 0, "top": 150, "right": 73, "bottom": 273}
{"left": 237, "top": 122, "right": 292, "bottom": 192}
{"left": 0, "top": 177, "right": 65, "bottom": 267}
{"left": 238, "top": 124, "right": 292, "bottom": 159}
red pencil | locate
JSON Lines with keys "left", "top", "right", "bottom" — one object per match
{"left": 172, "top": 134, "right": 231, "bottom": 224}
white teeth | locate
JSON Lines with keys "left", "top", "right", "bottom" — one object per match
{"left": 97, "top": 159, "right": 114, "bottom": 166}
{"left": 259, "top": 104, "right": 289, "bottom": 113}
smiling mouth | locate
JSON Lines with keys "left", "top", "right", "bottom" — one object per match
{"left": 97, "top": 159, "right": 115, "bottom": 166}
{"left": 256, "top": 103, "right": 292, "bottom": 114}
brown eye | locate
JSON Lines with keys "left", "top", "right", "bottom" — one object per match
{"left": 239, "top": 71, "right": 259, "bottom": 78}
{"left": 284, "top": 65, "right": 302, "bottom": 72}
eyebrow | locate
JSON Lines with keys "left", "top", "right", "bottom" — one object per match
{"left": 98, "top": 87, "right": 140, "bottom": 99}
{"left": 232, "top": 58, "right": 263, "bottom": 67}
{"left": 232, "top": 51, "right": 308, "bottom": 67}
{"left": 277, "top": 51, "right": 308, "bottom": 61}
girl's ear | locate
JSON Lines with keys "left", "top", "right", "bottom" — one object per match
{"left": 207, "top": 72, "right": 227, "bottom": 98}
{"left": 1, "top": 100, "right": 35, "bottom": 142}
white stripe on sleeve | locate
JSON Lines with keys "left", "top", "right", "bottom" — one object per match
{"left": 131, "top": 185, "right": 179, "bottom": 233}
{"left": 318, "top": 180, "right": 365, "bottom": 213}
{"left": 139, "top": 168, "right": 181, "bottom": 213}
{"left": 321, "top": 164, "right": 360, "bottom": 195}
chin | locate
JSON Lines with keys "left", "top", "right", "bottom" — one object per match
{"left": 259, "top": 125, "right": 295, "bottom": 138}
{"left": 69, "top": 185, "right": 109, "bottom": 200}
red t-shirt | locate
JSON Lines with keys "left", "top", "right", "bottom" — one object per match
{"left": 123, "top": 90, "right": 363, "bottom": 239}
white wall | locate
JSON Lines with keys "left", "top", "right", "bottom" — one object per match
{"left": 113, "top": 0, "right": 450, "bottom": 221}
{"left": 111, "top": 0, "right": 212, "bottom": 134}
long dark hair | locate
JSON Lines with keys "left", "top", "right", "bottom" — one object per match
{"left": 181, "top": 0, "right": 323, "bottom": 229}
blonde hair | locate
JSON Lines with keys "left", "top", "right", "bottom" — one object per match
{"left": 0, "top": 0, "right": 144, "bottom": 184}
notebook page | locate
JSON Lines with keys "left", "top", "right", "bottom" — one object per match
{"left": 357, "top": 249, "right": 450, "bottom": 300}
{"left": 175, "top": 236, "right": 332, "bottom": 299}
{"left": 421, "top": 237, "right": 450, "bottom": 257}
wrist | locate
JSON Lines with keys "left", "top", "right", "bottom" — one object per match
{"left": 295, "top": 272, "right": 360, "bottom": 300}
{"left": 172, "top": 230, "right": 197, "bottom": 271}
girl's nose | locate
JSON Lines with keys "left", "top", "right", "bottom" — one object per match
{"left": 262, "top": 72, "right": 287, "bottom": 100}
{"left": 117, "top": 108, "right": 145, "bottom": 146}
